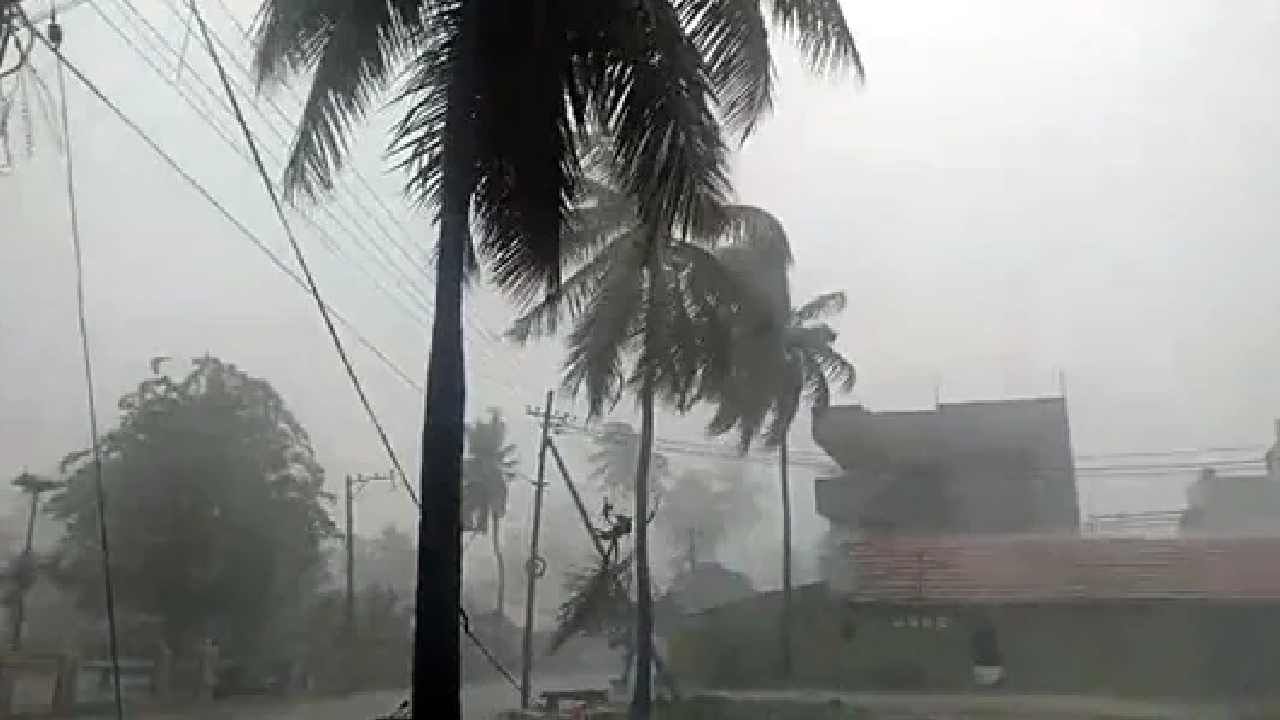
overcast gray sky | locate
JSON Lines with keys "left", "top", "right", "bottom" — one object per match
{"left": 4, "top": 0, "right": 1280, "bottom": 584}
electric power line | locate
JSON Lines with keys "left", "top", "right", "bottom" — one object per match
{"left": 41, "top": 0, "right": 528, "bottom": 421}
{"left": 143, "top": 0, "right": 531, "bottom": 383}
{"left": 191, "top": 0, "right": 419, "bottom": 507}
{"left": 100, "top": 0, "right": 440, "bottom": 319}
{"left": 459, "top": 608, "right": 521, "bottom": 694}
{"left": 84, "top": 0, "right": 435, "bottom": 330}
{"left": 77, "top": 0, "right": 437, "bottom": 330}
{"left": 156, "top": 0, "right": 529, "bottom": 385}
{"left": 28, "top": 25, "right": 423, "bottom": 394}
{"left": 38, "top": 7, "right": 124, "bottom": 719}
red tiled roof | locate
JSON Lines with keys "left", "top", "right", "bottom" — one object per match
{"left": 842, "top": 535, "right": 1280, "bottom": 603}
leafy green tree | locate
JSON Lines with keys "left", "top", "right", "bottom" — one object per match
{"left": 256, "top": 0, "right": 859, "bottom": 713}
{"left": 708, "top": 280, "right": 855, "bottom": 680}
{"left": 47, "top": 356, "right": 336, "bottom": 669}
{"left": 461, "top": 409, "right": 518, "bottom": 619}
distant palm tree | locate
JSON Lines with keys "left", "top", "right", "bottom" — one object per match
{"left": 462, "top": 409, "right": 518, "bottom": 619}
{"left": 255, "top": 1, "right": 860, "bottom": 714}
{"left": 709, "top": 280, "right": 855, "bottom": 680}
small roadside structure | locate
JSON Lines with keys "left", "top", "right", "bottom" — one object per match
{"left": 670, "top": 534, "right": 1280, "bottom": 699}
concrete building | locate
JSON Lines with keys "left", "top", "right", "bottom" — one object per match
{"left": 1182, "top": 422, "right": 1280, "bottom": 535}
{"left": 672, "top": 407, "right": 1280, "bottom": 697}
{"left": 813, "top": 397, "right": 1079, "bottom": 538}
{"left": 671, "top": 535, "right": 1280, "bottom": 698}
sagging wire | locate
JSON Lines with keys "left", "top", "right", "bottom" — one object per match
{"left": 187, "top": 0, "right": 419, "bottom": 507}
{"left": 460, "top": 608, "right": 522, "bottom": 693}
{"left": 23, "top": 4, "right": 127, "bottom": 719}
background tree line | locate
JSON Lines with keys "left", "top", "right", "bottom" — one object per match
{"left": 0, "top": 357, "right": 411, "bottom": 695}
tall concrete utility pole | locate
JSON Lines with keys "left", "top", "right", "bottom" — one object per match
{"left": 519, "top": 391, "right": 554, "bottom": 710}
{"left": 345, "top": 473, "right": 357, "bottom": 645}
{"left": 343, "top": 471, "right": 391, "bottom": 647}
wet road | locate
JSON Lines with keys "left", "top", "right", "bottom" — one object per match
{"left": 126, "top": 674, "right": 611, "bottom": 720}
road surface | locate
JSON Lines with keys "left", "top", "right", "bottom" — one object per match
{"left": 103, "top": 681, "right": 1260, "bottom": 720}
{"left": 119, "top": 674, "right": 611, "bottom": 720}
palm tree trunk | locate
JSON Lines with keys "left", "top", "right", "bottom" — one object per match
{"left": 631, "top": 243, "right": 663, "bottom": 719}
{"left": 413, "top": 162, "right": 468, "bottom": 720}
{"left": 779, "top": 439, "right": 793, "bottom": 682}
{"left": 411, "top": 4, "right": 480, "bottom": 715}
{"left": 493, "top": 513, "right": 505, "bottom": 619}
{"left": 631, "top": 376, "right": 655, "bottom": 719}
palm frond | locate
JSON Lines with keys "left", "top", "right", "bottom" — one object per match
{"left": 388, "top": 0, "right": 458, "bottom": 210}
{"left": 697, "top": 205, "right": 795, "bottom": 452}
{"left": 581, "top": 0, "right": 731, "bottom": 237}
{"left": 397, "top": 0, "right": 591, "bottom": 296}
{"left": 809, "top": 343, "right": 856, "bottom": 394}
{"left": 767, "top": 0, "right": 864, "bottom": 78}
{"left": 467, "top": 0, "right": 591, "bottom": 300}
{"left": 719, "top": 205, "right": 792, "bottom": 264}
{"left": 668, "top": 242, "right": 749, "bottom": 408}
{"left": 717, "top": 206, "right": 793, "bottom": 327}
{"left": 561, "top": 194, "right": 641, "bottom": 269}
{"left": 506, "top": 232, "right": 636, "bottom": 342}
{"left": 763, "top": 353, "right": 804, "bottom": 447}
{"left": 792, "top": 290, "right": 846, "bottom": 323}
{"left": 253, "top": 0, "right": 425, "bottom": 199}
{"left": 679, "top": 0, "right": 774, "bottom": 141}
{"left": 550, "top": 555, "right": 633, "bottom": 654}
{"left": 562, "top": 235, "right": 649, "bottom": 418}
{"left": 801, "top": 354, "right": 832, "bottom": 409}
{"left": 638, "top": 249, "right": 713, "bottom": 413}
{"left": 633, "top": 255, "right": 673, "bottom": 393}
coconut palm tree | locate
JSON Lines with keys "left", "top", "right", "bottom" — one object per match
{"left": 509, "top": 171, "right": 789, "bottom": 712}
{"left": 462, "top": 409, "right": 518, "bottom": 619}
{"left": 708, "top": 282, "right": 855, "bottom": 681}
{"left": 254, "top": 1, "right": 861, "bottom": 714}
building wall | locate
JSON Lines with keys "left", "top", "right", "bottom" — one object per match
{"left": 812, "top": 399, "right": 1079, "bottom": 536}
{"left": 670, "top": 586, "right": 1280, "bottom": 698}
{"left": 1183, "top": 472, "right": 1280, "bottom": 535}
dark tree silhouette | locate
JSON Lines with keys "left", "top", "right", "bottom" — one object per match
{"left": 47, "top": 356, "right": 335, "bottom": 669}
{"left": 461, "top": 409, "right": 518, "bottom": 619}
